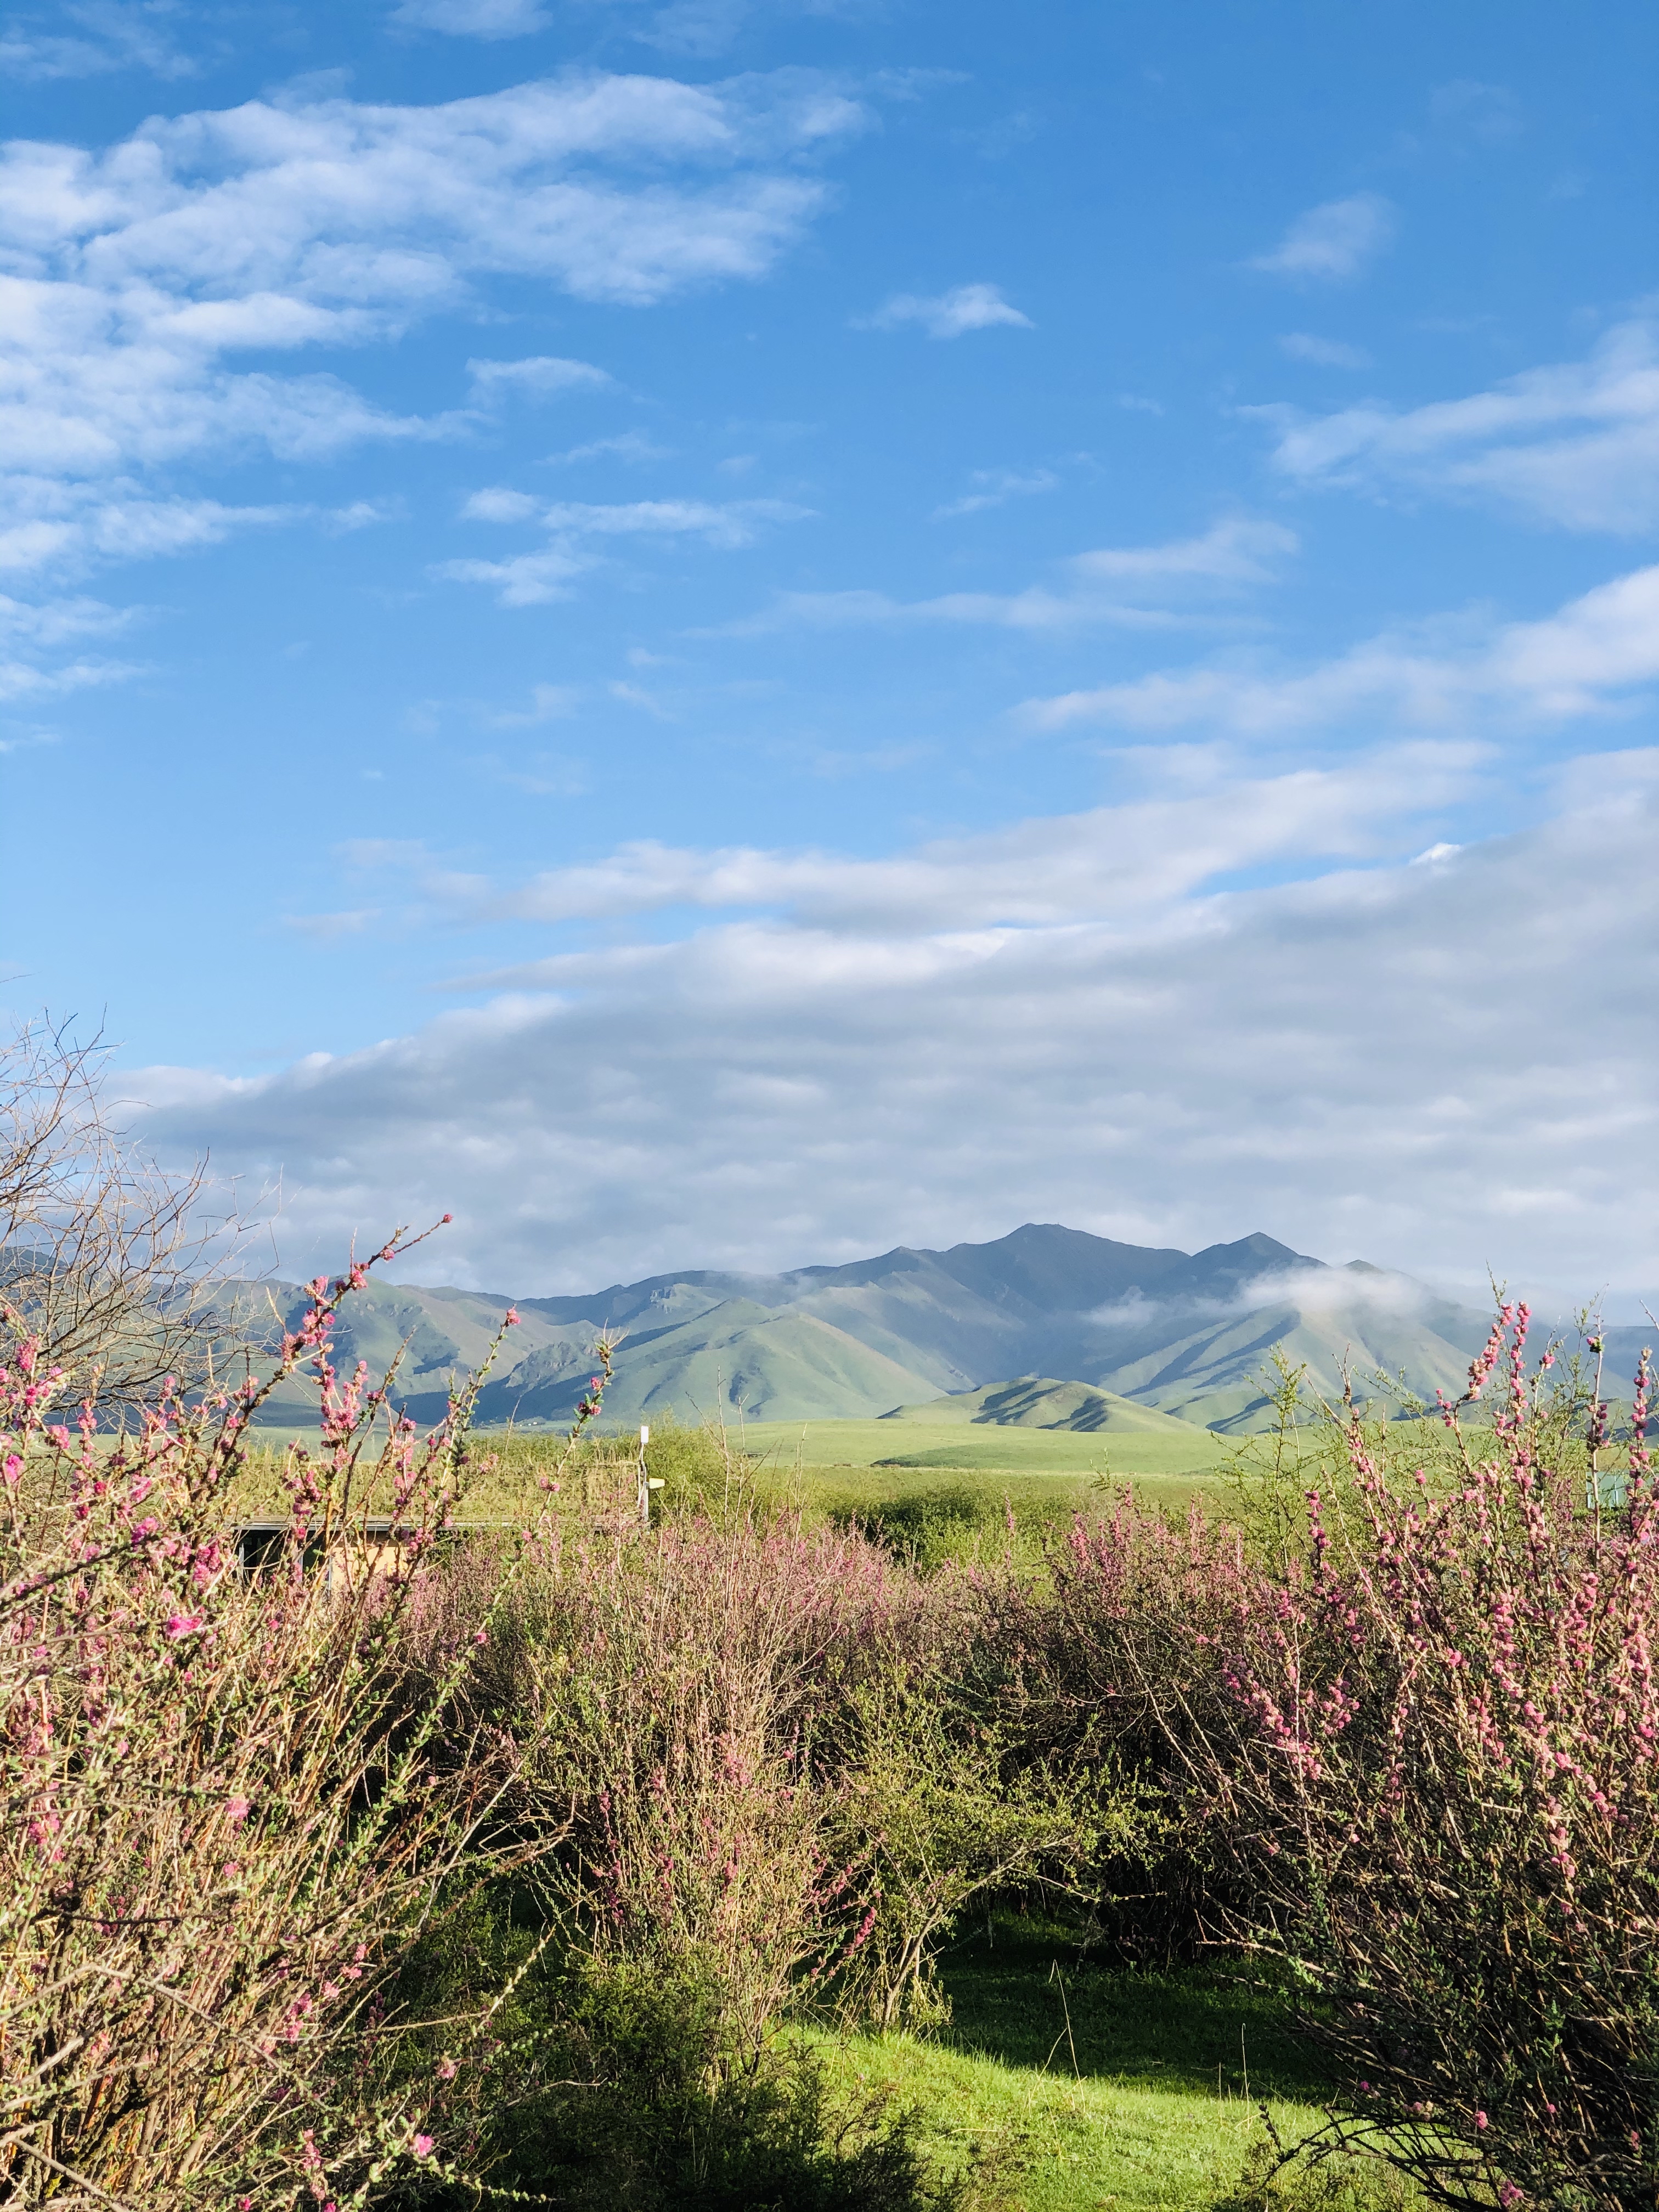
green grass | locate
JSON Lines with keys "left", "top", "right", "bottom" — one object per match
{"left": 809, "top": 1920, "right": 1402, "bottom": 2210}
{"left": 736, "top": 1419, "right": 1226, "bottom": 1479}
{"left": 212, "top": 1419, "right": 1229, "bottom": 1542}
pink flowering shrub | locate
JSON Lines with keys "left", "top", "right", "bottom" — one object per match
{"left": 1028, "top": 1305, "right": 1659, "bottom": 2209}
{"left": 990, "top": 1494, "right": 1266, "bottom": 1963}
{"left": 424, "top": 1513, "right": 1100, "bottom": 2058}
{"left": 0, "top": 1230, "right": 584, "bottom": 2211}
{"left": 492, "top": 1517, "right": 905, "bottom": 2046}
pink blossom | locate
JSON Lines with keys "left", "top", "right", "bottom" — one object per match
{"left": 163, "top": 1614, "right": 203, "bottom": 1640}
{"left": 412, "top": 2134, "right": 436, "bottom": 2159}
{"left": 226, "top": 1796, "right": 251, "bottom": 1824}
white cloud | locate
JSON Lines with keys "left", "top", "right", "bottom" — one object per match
{"left": 535, "top": 498, "right": 811, "bottom": 544}
{"left": 0, "top": 585, "right": 140, "bottom": 702}
{"left": 1249, "top": 193, "right": 1396, "bottom": 282}
{"left": 461, "top": 488, "right": 543, "bottom": 523}
{"left": 392, "top": 0, "right": 550, "bottom": 33}
{"left": 431, "top": 548, "right": 589, "bottom": 607}
{"left": 547, "top": 431, "right": 670, "bottom": 466}
{"left": 0, "top": 69, "right": 861, "bottom": 680}
{"left": 1279, "top": 332, "right": 1371, "bottom": 369}
{"left": 859, "top": 283, "right": 1032, "bottom": 338}
{"left": 428, "top": 740, "right": 1481, "bottom": 934}
{"left": 0, "top": 1, "right": 197, "bottom": 81}
{"left": 440, "top": 493, "right": 814, "bottom": 601}
{"left": 721, "top": 518, "right": 1297, "bottom": 634}
{"left": 131, "top": 757, "right": 1659, "bottom": 1294}
{"left": 933, "top": 466, "right": 1058, "bottom": 519}
{"left": 1023, "top": 562, "right": 1659, "bottom": 734}
{"left": 1258, "top": 318, "right": 1659, "bottom": 532}
{"left": 467, "top": 355, "right": 611, "bottom": 402}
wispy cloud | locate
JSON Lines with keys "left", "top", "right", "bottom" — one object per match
{"left": 1279, "top": 332, "right": 1371, "bottom": 369}
{"left": 545, "top": 431, "right": 670, "bottom": 466}
{"left": 439, "top": 493, "right": 813, "bottom": 603}
{"left": 1249, "top": 193, "right": 1396, "bottom": 282}
{"left": 535, "top": 498, "right": 810, "bottom": 544}
{"left": 0, "top": 0, "right": 198, "bottom": 81}
{"left": 718, "top": 518, "right": 1297, "bottom": 635}
{"left": 857, "top": 283, "right": 1032, "bottom": 338}
{"left": 0, "top": 69, "right": 862, "bottom": 680}
{"left": 1021, "top": 562, "right": 1659, "bottom": 733}
{"left": 425, "top": 740, "right": 1477, "bottom": 935}
{"left": 467, "top": 356, "right": 611, "bottom": 403}
{"left": 1256, "top": 318, "right": 1659, "bottom": 532}
{"left": 392, "top": 0, "right": 550, "bottom": 33}
{"left": 1427, "top": 79, "right": 1523, "bottom": 148}
{"left": 482, "top": 682, "right": 580, "bottom": 727}
{"left": 933, "top": 466, "right": 1058, "bottom": 519}
{"left": 281, "top": 907, "right": 380, "bottom": 941}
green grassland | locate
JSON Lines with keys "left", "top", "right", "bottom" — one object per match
{"left": 210, "top": 1414, "right": 1229, "bottom": 1528}
{"left": 810, "top": 1916, "right": 1408, "bottom": 2210}
{"left": 735, "top": 1418, "right": 1226, "bottom": 1478}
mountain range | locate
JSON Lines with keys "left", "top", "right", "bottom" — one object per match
{"left": 228, "top": 1223, "right": 1634, "bottom": 1436}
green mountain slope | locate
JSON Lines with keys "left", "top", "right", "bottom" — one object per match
{"left": 225, "top": 1224, "right": 1534, "bottom": 1436}
{"left": 470, "top": 1300, "right": 941, "bottom": 1427}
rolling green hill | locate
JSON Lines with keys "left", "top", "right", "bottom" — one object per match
{"left": 884, "top": 1376, "right": 1209, "bottom": 1435}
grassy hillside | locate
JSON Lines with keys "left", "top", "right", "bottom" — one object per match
{"left": 476, "top": 1301, "right": 944, "bottom": 1427}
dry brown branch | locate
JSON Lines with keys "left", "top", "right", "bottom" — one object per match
{"left": 0, "top": 1014, "right": 261, "bottom": 1406}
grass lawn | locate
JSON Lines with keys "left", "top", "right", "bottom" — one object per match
{"left": 736, "top": 1419, "right": 1224, "bottom": 1479}
{"left": 215, "top": 1415, "right": 1232, "bottom": 1530}
{"left": 810, "top": 1918, "right": 1401, "bottom": 2211}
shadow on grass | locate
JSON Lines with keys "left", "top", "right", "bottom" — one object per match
{"left": 933, "top": 1914, "right": 1332, "bottom": 2105}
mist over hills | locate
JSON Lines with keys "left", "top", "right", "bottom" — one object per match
{"left": 232, "top": 1222, "right": 1618, "bottom": 1436}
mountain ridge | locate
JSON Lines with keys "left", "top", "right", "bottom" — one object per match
{"left": 224, "top": 1222, "right": 1615, "bottom": 1436}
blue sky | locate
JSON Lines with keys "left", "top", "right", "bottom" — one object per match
{"left": 2, "top": 0, "right": 1656, "bottom": 1298}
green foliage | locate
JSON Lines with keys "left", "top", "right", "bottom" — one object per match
{"left": 389, "top": 1923, "right": 956, "bottom": 2212}
{"left": 642, "top": 1409, "right": 794, "bottom": 1523}
{"left": 489, "top": 1953, "right": 955, "bottom": 2212}
{"left": 831, "top": 1653, "right": 1123, "bottom": 2029}
{"left": 829, "top": 1482, "right": 1012, "bottom": 1573}
{"left": 1214, "top": 2134, "right": 1418, "bottom": 2211}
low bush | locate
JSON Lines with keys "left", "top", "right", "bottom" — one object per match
{"left": 831, "top": 1483, "right": 1005, "bottom": 1575}
{"left": 1028, "top": 1306, "right": 1659, "bottom": 2209}
{"left": 402, "top": 1939, "right": 957, "bottom": 2211}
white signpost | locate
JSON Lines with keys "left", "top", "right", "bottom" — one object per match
{"left": 637, "top": 1424, "right": 663, "bottom": 1526}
